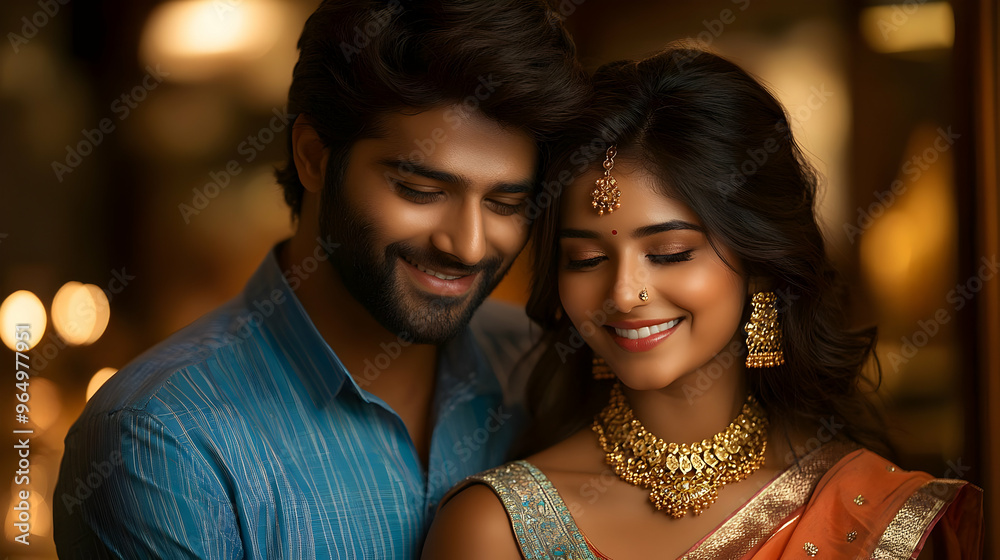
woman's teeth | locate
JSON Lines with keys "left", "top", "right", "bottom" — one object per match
{"left": 613, "top": 318, "right": 681, "bottom": 340}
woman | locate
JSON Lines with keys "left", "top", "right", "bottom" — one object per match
{"left": 422, "top": 47, "right": 982, "bottom": 559}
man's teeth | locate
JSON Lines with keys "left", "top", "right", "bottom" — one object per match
{"left": 412, "top": 260, "right": 462, "bottom": 281}
{"left": 614, "top": 319, "right": 681, "bottom": 340}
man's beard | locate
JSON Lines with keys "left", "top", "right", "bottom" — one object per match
{"left": 318, "top": 183, "right": 510, "bottom": 344}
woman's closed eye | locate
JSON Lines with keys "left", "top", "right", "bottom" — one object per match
{"left": 648, "top": 250, "right": 693, "bottom": 264}
{"left": 564, "top": 254, "right": 606, "bottom": 271}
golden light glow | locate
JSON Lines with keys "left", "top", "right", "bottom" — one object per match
{"left": 140, "top": 0, "right": 285, "bottom": 81}
{"left": 860, "top": 2, "right": 954, "bottom": 53}
{"left": 861, "top": 124, "right": 956, "bottom": 319}
{"left": 0, "top": 291, "right": 47, "bottom": 351}
{"left": 51, "top": 282, "right": 110, "bottom": 346}
{"left": 87, "top": 367, "right": 119, "bottom": 402}
{"left": 27, "top": 377, "right": 62, "bottom": 433}
{"left": 5, "top": 492, "right": 52, "bottom": 540}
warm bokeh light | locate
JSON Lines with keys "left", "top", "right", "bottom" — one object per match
{"left": 4, "top": 493, "right": 52, "bottom": 540}
{"left": 5, "top": 487, "right": 53, "bottom": 541}
{"left": 0, "top": 291, "right": 47, "bottom": 351}
{"left": 861, "top": 124, "right": 957, "bottom": 319}
{"left": 86, "top": 368, "right": 119, "bottom": 402}
{"left": 51, "top": 282, "right": 111, "bottom": 346}
{"left": 860, "top": 2, "right": 954, "bottom": 54}
{"left": 27, "top": 377, "right": 62, "bottom": 433}
{"left": 140, "top": 0, "right": 285, "bottom": 81}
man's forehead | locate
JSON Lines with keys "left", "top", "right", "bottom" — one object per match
{"left": 366, "top": 105, "right": 539, "bottom": 184}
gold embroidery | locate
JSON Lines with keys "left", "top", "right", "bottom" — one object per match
{"left": 803, "top": 542, "right": 819, "bottom": 556}
{"left": 854, "top": 494, "right": 866, "bottom": 506}
{"left": 681, "top": 441, "right": 860, "bottom": 559}
{"left": 846, "top": 530, "right": 858, "bottom": 542}
{"left": 871, "top": 479, "right": 965, "bottom": 559}
{"left": 446, "top": 461, "right": 598, "bottom": 559}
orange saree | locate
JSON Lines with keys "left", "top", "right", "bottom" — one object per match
{"left": 446, "top": 442, "right": 983, "bottom": 559}
{"left": 674, "top": 442, "right": 982, "bottom": 559}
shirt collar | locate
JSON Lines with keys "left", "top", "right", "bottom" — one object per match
{"left": 242, "top": 246, "right": 503, "bottom": 410}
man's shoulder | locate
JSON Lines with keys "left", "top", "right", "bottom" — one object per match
{"left": 468, "top": 299, "right": 538, "bottom": 346}
{"left": 467, "top": 299, "right": 540, "bottom": 403}
{"left": 82, "top": 297, "right": 259, "bottom": 420}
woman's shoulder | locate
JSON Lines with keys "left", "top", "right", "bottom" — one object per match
{"left": 423, "top": 473, "right": 521, "bottom": 559}
{"left": 794, "top": 444, "right": 984, "bottom": 558}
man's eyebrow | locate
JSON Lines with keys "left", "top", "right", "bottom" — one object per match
{"left": 378, "top": 158, "right": 464, "bottom": 184}
{"left": 491, "top": 181, "right": 534, "bottom": 195}
{"left": 379, "top": 157, "right": 534, "bottom": 194}
{"left": 632, "top": 220, "right": 704, "bottom": 238}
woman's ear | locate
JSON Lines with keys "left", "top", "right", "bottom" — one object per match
{"left": 291, "top": 114, "right": 327, "bottom": 194}
{"left": 746, "top": 276, "right": 775, "bottom": 296}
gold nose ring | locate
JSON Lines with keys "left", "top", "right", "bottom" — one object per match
{"left": 639, "top": 287, "right": 649, "bottom": 302}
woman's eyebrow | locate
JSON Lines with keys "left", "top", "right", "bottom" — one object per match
{"left": 559, "top": 220, "right": 703, "bottom": 240}
{"left": 631, "top": 220, "right": 704, "bottom": 238}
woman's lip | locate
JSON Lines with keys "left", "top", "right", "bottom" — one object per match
{"left": 606, "top": 319, "right": 682, "bottom": 352}
{"left": 606, "top": 317, "right": 683, "bottom": 329}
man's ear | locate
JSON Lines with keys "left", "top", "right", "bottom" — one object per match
{"left": 292, "top": 114, "right": 327, "bottom": 194}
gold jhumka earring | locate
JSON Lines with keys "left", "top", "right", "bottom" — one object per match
{"left": 592, "top": 356, "right": 615, "bottom": 380}
{"left": 744, "top": 291, "right": 785, "bottom": 368}
{"left": 591, "top": 145, "right": 621, "bottom": 216}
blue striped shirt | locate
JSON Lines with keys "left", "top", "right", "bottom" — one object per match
{"left": 54, "top": 249, "right": 532, "bottom": 559}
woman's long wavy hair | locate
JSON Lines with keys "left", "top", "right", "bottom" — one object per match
{"left": 513, "top": 45, "right": 886, "bottom": 459}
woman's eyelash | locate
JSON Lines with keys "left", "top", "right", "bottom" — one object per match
{"left": 565, "top": 250, "right": 693, "bottom": 271}
{"left": 564, "top": 256, "right": 605, "bottom": 270}
{"left": 648, "top": 250, "right": 693, "bottom": 264}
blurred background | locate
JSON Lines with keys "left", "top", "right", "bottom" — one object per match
{"left": 0, "top": 0, "right": 996, "bottom": 557}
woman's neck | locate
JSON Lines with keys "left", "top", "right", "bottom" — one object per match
{"left": 620, "top": 338, "right": 750, "bottom": 445}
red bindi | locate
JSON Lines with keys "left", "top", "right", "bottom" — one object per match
{"left": 611, "top": 229, "right": 618, "bottom": 235}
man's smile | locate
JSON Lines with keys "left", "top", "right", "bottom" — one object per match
{"left": 401, "top": 256, "right": 478, "bottom": 296}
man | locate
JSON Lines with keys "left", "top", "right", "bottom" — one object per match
{"left": 54, "top": 0, "right": 586, "bottom": 557}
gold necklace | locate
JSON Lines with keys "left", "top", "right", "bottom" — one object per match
{"left": 592, "top": 382, "right": 769, "bottom": 518}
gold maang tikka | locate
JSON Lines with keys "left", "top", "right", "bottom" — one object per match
{"left": 591, "top": 145, "right": 621, "bottom": 216}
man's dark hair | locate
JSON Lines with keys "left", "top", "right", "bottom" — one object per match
{"left": 275, "top": 0, "right": 587, "bottom": 217}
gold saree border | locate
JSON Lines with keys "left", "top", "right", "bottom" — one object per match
{"left": 681, "top": 441, "right": 860, "bottom": 560}
{"left": 462, "top": 461, "right": 598, "bottom": 559}
{"left": 870, "top": 479, "right": 965, "bottom": 560}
